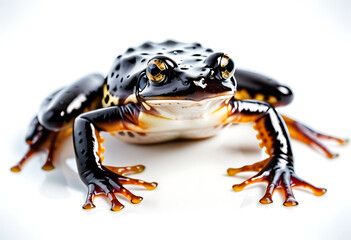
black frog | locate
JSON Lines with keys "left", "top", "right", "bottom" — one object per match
{"left": 12, "top": 40, "right": 347, "bottom": 211}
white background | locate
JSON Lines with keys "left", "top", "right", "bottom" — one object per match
{"left": 1, "top": 0, "right": 350, "bottom": 239}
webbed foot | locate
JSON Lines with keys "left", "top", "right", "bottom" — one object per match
{"left": 82, "top": 166, "right": 157, "bottom": 211}
{"left": 228, "top": 155, "right": 326, "bottom": 206}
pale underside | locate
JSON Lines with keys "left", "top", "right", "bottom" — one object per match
{"left": 112, "top": 95, "right": 233, "bottom": 144}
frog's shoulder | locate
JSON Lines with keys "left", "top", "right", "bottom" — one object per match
{"left": 103, "top": 40, "right": 214, "bottom": 107}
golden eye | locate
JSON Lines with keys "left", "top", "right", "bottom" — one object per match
{"left": 146, "top": 59, "right": 168, "bottom": 82}
{"left": 220, "top": 54, "right": 235, "bottom": 80}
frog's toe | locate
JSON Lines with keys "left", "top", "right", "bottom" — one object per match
{"left": 11, "top": 147, "right": 38, "bottom": 172}
{"left": 115, "top": 187, "right": 143, "bottom": 204}
{"left": 10, "top": 165, "right": 22, "bottom": 173}
{"left": 232, "top": 172, "right": 267, "bottom": 192}
{"left": 83, "top": 184, "right": 97, "bottom": 210}
{"left": 108, "top": 195, "right": 125, "bottom": 211}
{"left": 104, "top": 164, "right": 145, "bottom": 176}
{"left": 118, "top": 176, "right": 158, "bottom": 190}
{"left": 283, "top": 197, "right": 299, "bottom": 207}
{"left": 290, "top": 173, "right": 327, "bottom": 196}
{"left": 41, "top": 161, "right": 55, "bottom": 171}
{"left": 340, "top": 138, "right": 349, "bottom": 145}
{"left": 227, "top": 158, "right": 269, "bottom": 176}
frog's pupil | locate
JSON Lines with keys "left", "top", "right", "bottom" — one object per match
{"left": 225, "top": 58, "right": 234, "bottom": 73}
{"left": 148, "top": 64, "right": 161, "bottom": 76}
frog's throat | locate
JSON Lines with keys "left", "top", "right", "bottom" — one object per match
{"left": 143, "top": 93, "right": 233, "bottom": 120}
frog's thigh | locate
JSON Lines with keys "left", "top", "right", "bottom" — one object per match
{"left": 234, "top": 69, "right": 293, "bottom": 107}
{"left": 38, "top": 73, "right": 104, "bottom": 131}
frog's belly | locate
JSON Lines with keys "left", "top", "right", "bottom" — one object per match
{"left": 111, "top": 126, "right": 225, "bottom": 144}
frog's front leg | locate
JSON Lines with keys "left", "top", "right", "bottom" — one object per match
{"left": 226, "top": 100, "right": 326, "bottom": 206}
{"left": 73, "top": 104, "right": 157, "bottom": 211}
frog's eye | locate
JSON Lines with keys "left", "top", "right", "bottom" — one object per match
{"left": 146, "top": 59, "right": 168, "bottom": 83}
{"left": 219, "top": 54, "right": 235, "bottom": 80}
{"left": 205, "top": 52, "right": 235, "bottom": 80}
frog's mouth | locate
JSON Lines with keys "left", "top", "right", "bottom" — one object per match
{"left": 143, "top": 93, "right": 233, "bottom": 120}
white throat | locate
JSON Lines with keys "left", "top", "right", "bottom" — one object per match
{"left": 145, "top": 95, "right": 233, "bottom": 120}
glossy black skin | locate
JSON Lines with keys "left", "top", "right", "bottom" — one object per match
{"left": 37, "top": 74, "right": 104, "bottom": 132}
{"left": 26, "top": 40, "right": 301, "bottom": 209}
{"left": 235, "top": 69, "right": 294, "bottom": 107}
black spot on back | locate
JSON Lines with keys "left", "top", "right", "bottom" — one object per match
{"left": 127, "top": 57, "right": 136, "bottom": 64}
{"left": 104, "top": 95, "right": 110, "bottom": 104}
{"left": 163, "top": 40, "right": 178, "bottom": 46}
{"left": 185, "top": 46, "right": 197, "bottom": 50}
{"left": 126, "top": 48, "right": 135, "bottom": 53}
{"left": 141, "top": 42, "right": 153, "bottom": 49}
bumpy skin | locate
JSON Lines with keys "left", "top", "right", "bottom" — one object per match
{"left": 12, "top": 40, "right": 347, "bottom": 210}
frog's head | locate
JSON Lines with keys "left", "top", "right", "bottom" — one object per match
{"left": 137, "top": 53, "right": 236, "bottom": 119}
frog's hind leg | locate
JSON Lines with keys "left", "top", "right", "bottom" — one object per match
{"left": 11, "top": 73, "right": 105, "bottom": 172}
{"left": 234, "top": 69, "right": 294, "bottom": 107}
{"left": 234, "top": 69, "right": 347, "bottom": 158}
{"left": 281, "top": 115, "right": 348, "bottom": 158}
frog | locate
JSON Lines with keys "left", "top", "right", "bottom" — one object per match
{"left": 11, "top": 40, "right": 347, "bottom": 211}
